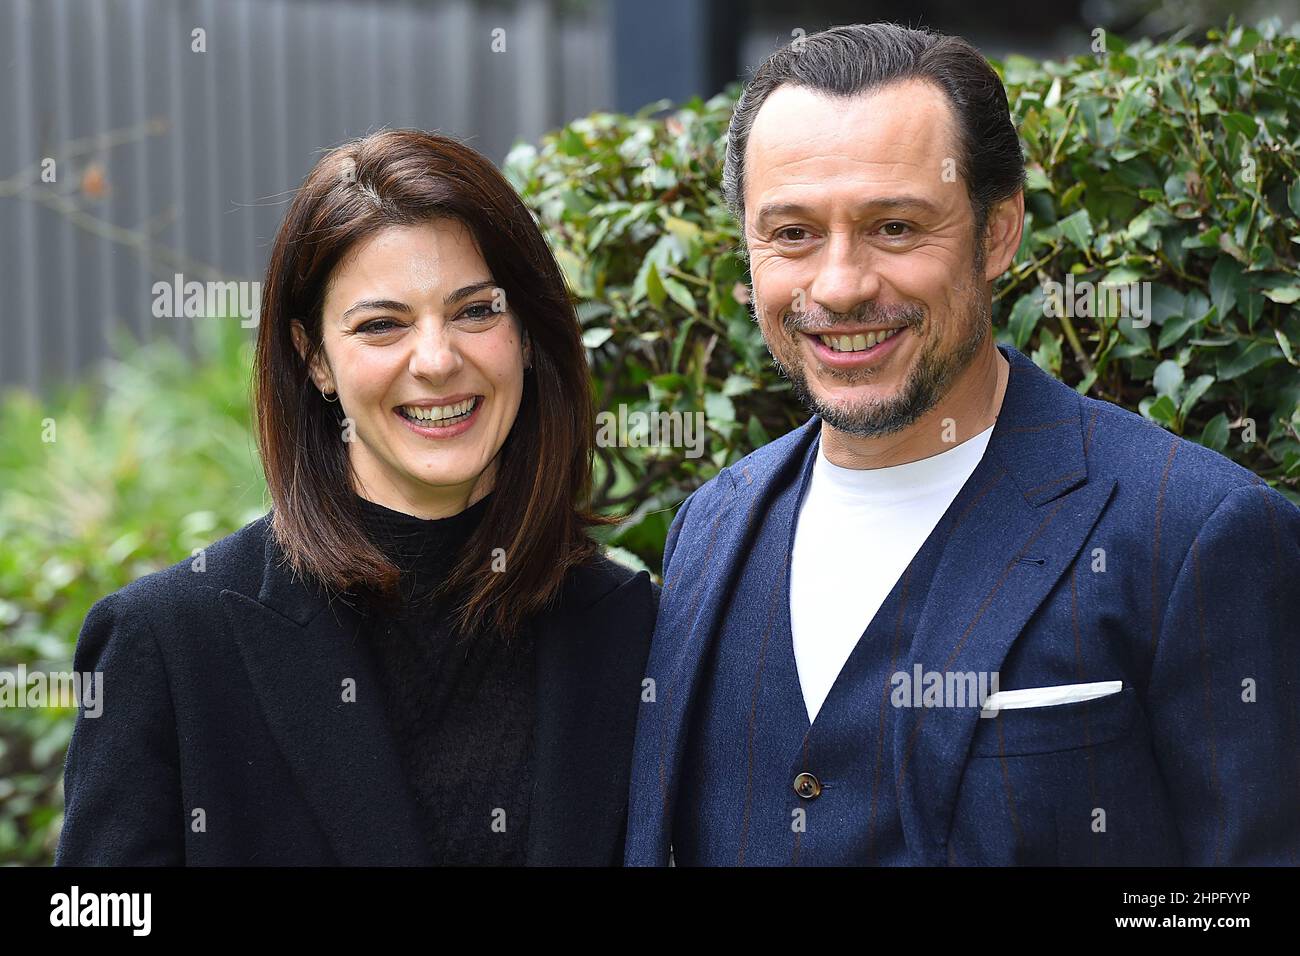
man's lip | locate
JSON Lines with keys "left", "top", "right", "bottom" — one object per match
{"left": 799, "top": 326, "right": 908, "bottom": 337}
{"left": 393, "top": 394, "right": 481, "bottom": 408}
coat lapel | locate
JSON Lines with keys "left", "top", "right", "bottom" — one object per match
{"left": 221, "top": 527, "right": 656, "bottom": 866}
{"left": 220, "top": 537, "right": 434, "bottom": 865}
{"left": 892, "top": 345, "right": 1116, "bottom": 863}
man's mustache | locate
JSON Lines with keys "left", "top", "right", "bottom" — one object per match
{"left": 783, "top": 302, "right": 926, "bottom": 334}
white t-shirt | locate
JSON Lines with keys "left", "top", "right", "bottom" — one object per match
{"left": 790, "top": 424, "right": 995, "bottom": 722}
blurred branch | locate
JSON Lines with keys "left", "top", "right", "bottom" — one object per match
{"left": 0, "top": 116, "right": 227, "bottom": 282}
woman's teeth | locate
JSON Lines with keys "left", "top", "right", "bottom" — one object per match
{"left": 399, "top": 398, "right": 476, "bottom": 424}
{"left": 818, "top": 327, "right": 903, "bottom": 352}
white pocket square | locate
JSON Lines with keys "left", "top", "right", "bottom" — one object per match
{"left": 980, "top": 680, "right": 1122, "bottom": 714}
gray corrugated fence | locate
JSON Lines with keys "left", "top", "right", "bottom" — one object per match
{"left": 0, "top": 0, "right": 612, "bottom": 395}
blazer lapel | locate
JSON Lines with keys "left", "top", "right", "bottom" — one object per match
{"left": 892, "top": 345, "right": 1117, "bottom": 864}
{"left": 635, "top": 417, "right": 821, "bottom": 861}
{"left": 220, "top": 537, "right": 433, "bottom": 865}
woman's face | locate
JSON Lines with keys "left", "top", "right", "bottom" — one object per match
{"left": 293, "top": 218, "right": 530, "bottom": 518}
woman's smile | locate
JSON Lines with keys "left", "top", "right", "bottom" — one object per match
{"left": 393, "top": 395, "right": 484, "bottom": 439}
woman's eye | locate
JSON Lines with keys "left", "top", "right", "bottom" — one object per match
{"left": 357, "top": 318, "right": 399, "bottom": 333}
{"left": 461, "top": 302, "right": 497, "bottom": 320}
{"left": 775, "top": 227, "right": 811, "bottom": 242}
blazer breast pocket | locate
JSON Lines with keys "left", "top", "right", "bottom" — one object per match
{"left": 968, "top": 685, "right": 1138, "bottom": 758}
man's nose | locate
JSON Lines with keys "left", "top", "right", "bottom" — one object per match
{"left": 808, "top": 231, "right": 881, "bottom": 319}
{"left": 408, "top": 319, "right": 463, "bottom": 380}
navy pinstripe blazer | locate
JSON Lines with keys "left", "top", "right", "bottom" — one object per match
{"left": 626, "top": 343, "right": 1300, "bottom": 866}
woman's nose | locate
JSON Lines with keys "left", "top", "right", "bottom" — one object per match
{"left": 408, "top": 321, "right": 463, "bottom": 380}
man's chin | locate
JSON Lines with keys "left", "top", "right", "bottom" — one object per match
{"left": 806, "top": 381, "right": 902, "bottom": 418}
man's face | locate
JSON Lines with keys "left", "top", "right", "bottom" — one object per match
{"left": 743, "top": 79, "right": 992, "bottom": 437}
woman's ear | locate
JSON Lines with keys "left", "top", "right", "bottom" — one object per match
{"left": 291, "top": 320, "right": 336, "bottom": 393}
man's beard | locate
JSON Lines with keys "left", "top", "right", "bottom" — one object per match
{"left": 759, "top": 273, "right": 990, "bottom": 438}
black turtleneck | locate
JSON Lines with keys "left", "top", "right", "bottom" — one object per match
{"left": 353, "top": 492, "right": 535, "bottom": 865}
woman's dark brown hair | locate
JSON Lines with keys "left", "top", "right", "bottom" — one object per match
{"left": 254, "top": 128, "right": 612, "bottom": 641}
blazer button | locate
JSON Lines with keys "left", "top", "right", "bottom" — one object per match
{"left": 793, "top": 772, "right": 821, "bottom": 799}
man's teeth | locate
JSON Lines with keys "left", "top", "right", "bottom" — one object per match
{"left": 400, "top": 398, "right": 476, "bottom": 423}
{"left": 817, "top": 328, "right": 903, "bottom": 352}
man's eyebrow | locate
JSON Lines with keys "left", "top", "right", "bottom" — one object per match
{"left": 340, "top": 281, "right": 497, "bottom": 319}
{"left": 753, "top": 196, "right": 942, "bottom": 228}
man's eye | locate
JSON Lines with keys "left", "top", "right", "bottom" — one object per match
{"left": 357, "top": 318, "right": 399, "bottom": 333}
{"left": 775, "top": 227, "right": 811, "bottom": 242}
{"left": 880, "top": 221, "right": 911, "bottom": 237}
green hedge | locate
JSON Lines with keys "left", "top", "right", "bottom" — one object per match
{"left": 0, "top": 322, "right": 266, "bottom": 864}
{"left": 505, "top": 18, "right": 1300, "bottom": 575}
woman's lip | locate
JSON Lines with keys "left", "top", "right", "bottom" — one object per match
{"left": 803, "top": 328, "right": 907, "bottom": 367}
{"left": 394, "top": 393, "right": 481, "bottom": 408}
{"left": 393, "top": 396, "right": 482, "bottom": 438}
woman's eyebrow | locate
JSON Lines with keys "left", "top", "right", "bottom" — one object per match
{"left": 342, "top": 298, "right": 413, "bottom": 319}
{"left": 443, "top": 280, "right": 497, "bottom": 306}
{"left": 340, "top": 280, "right": 496, "bottom": 319}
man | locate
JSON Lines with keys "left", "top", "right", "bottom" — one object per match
{"left": 625, "top": 22, "right": 1300, "bottom": 866}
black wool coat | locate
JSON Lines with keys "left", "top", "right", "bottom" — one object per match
{"left": 55, "top": 513, "right": 657, "bottom": 866}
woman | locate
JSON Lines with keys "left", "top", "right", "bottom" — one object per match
{"left": 55, "top": 130, "right": 657, "bottom": 866}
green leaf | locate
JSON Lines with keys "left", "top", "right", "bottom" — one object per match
{"left": 660, "top": 276, "right": 698, "bottom": 315}
{"left": 1261, "top": 284, "right": 1300, "bottom": 304}
{"left": 1007, "top": 289, "right": 1044, "bottom": 349}
{"left": 721, "top": 374, "right": 754, "bottom": 397}
{"left": 602, "top": 545, "right": 651, "bottom": 576}
{"left": 1179, "top": 374, "right": 1215, "bottom": 419}
{"left": 704, "top": 391, "right": 735, "bottom": 426}
{"left": 1208, "top": 256, "right": 1241, "bottom": 320}
{"left": 1222, "top": 111, "right": 1256, "bottom": 140}
{"left": 1055, "top": 210, "right": 1094, "bottom": 252}
{"left": 1153, "top": 360, "right": 1184, "bottom": 398}
{"left": 1276, "top": 328, "right": 1298, "bottom": 366}
{"left": 1201, "top": 412, "right": 1230, "bottom": 451}
{"left": 582, "top": 327, "right": 613, "bottom": 349}
{"left": 644, "top": 262, "right": 665, "bottom": 309}
{"left": 661, "top": 215, "right": 700, "bottom": 244}
{"left": 1216, "top": 339, "right": 1280, "bottom": 380}
{"left": 1145, "top": 394, "right": 1178, "bottom": 426}
{"left": 1158, "top": 311, "right": 1200, "bottom": 350}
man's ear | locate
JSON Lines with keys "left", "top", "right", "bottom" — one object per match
{"left": 290, "top": 320, "right": 335, "bottom": 393}
{"left": 981, "top": 190, "right": 1026, "bottom": 282}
